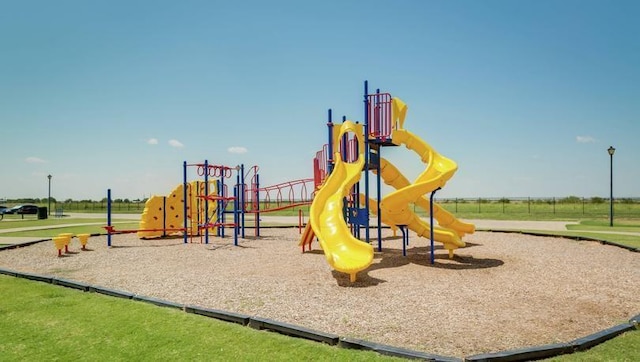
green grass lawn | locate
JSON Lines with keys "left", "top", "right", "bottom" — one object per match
{"left": 546, "top": 330, "right": 640, "bottom": 362}
{"left": 0, "top": 276, "right": 400, "bottom": 361}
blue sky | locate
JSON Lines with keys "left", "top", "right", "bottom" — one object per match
{"left": 1, "top": 0, "right": 638, "bottom": 201}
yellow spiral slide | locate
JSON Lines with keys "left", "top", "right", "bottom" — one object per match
{"left": 304, "top": 97, "right": 474, "bottom": 281}
{"left": 308, "top": 121, "right": 374, "bottom": 282}
{"left": 375, "top": 129, "right": 474, "bottom": 257}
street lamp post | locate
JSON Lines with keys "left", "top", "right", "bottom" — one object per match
{"left": 607, "top": 146, "right": 615, "bottom": 227}
{"left": 47, "top": 174, "right": 52, "bottom": 216}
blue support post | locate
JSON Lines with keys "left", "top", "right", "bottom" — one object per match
{"left": 162, "top": 196, "right": 167, "bottom": 237}
{"left": 327, "top": 109, "right": 334, "bottom": 175}
{"left": 255, "top": 173, "right": 261, "bottom": 236}
{"left": 429, "top": 188, "right": 440, "bottom": 265}
{"left": 363, "top": 80, "right": 370, "bottom": 245}
{"left": 240, "top": 164, "right": 245, "bottom": 238}
{"left": 107, "top": 188, "right": 112, "bottom": 247}
{"left": 399, "top": 225, "right": 408, "bottom": 257}
{"left": 375, "top": 89, "right": 383, "bottom": 250}
{"left": 183, "top": 161, "right": 188, "bottom": 244}
{"left": 217, "top": 179, "right": 224, "bottom": 238}
{"left": 233, "top": 182, "right": 239, "bottom": 246}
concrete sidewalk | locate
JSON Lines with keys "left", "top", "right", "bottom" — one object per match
{"left": 2, "top": 217, "right": 637, "bottom": 247}
{"left": 0, "top": 213, "right": 139, "bottom": 246}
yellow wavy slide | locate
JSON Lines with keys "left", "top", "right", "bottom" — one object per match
{"left": 308, "top": 121, "right": 374, "bottom": 282}
{"left": 375, "top": 129, "right": 466, "bottom": 256}
{"left": 375, "top": 157, "right": 475, "bottom": 239}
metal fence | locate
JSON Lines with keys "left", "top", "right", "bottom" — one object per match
{"left": 5, "top": 197, "right": 640, "bottom": 219}
{"left": 430, "top": 197, "right": 640, "bottom": 218}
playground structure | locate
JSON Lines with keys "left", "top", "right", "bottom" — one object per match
{"left": 103, "top": 81, "right": 474, "bottom": 283}
{"left": 300, "top": 82, "right": 475, "bottom": 282}
{"left": 105, "top": 163, "right": 314, "bottom": 247}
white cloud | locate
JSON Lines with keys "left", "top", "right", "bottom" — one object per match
{"left": 168, "top": 139, "right": 184, "bottom": 148}
{"left": 228, "top": 146, "right": 248, "bottom": 154}
{"left": 147, "top": 138, "right": 158, "bottom": 145}
{"left": 576, "top": 135, "right": 596, "bottom": 143}
{"left": 26, "top": 156, "right": 46, "bottom": 163}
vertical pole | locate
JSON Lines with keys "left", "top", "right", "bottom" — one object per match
{"left": 240, "top": 164, "right": 245, "bottom": 238}
{"left": 363, "top": 80, "right": 370, "bottom": 245}
{"left": 298, "top": 209, "right": 303, "bottom": 234}
{"left": 233, "top": 182, "right": 238, "bottom": 246}
{"left": 183, "top": 161, "right": 188, "bottom": 244}
{"left": 400, "top": 225, "right": 407, "bottom": 257}
{"left": 162, "top": 196, "right": 167, "bottom": 237}
{"left": 220, "top": 175, "right": 225, "bottom": 238}
{"left": 429, "top": 188, "right": 440, "bottom": 265}
{"left": 47, "top": 175, "right": 52, "bottom": 216}
{"left": 255, "top": 174, "right": 261, "bottom": 236}
{"left": 327, "top": 109, "right": 334, "bottom": 175}
{"left": 107, "top": 189, "right": 112, "bottom": 247}
{"left": 204, "top": 160, "right": 210, "bottom": 244}
{"left": 376, "top": 146, "right": 382, "bottom": 252}
{"left": 216, "top": 180, "right": 221, "bottom": 237}
{"left": 609, "top": 150, "right": 614, "bottom": 227}
{"left": 375, "top": 89, "right": 382, "bottom": 250}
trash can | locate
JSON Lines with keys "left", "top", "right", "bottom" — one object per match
{"left": 38, "top": 207, "right": 48, "bottom": 220}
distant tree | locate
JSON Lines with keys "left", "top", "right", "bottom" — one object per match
{"left": 65, "top": 199, "right": 73, "bottom": 203}
{"left": 559, "top": 196, "right": 581, "bottom": 204}
{"left": 591, "top": 197, "right": 605, "bottom": 204}
{"left": 124, "top": 198, "right": 131, "bottom": 203}
{"left": 498, "top": 198, "right": 511, "bottom": 204}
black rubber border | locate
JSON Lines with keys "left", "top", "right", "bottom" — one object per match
{"left": 569, "top": 322, "right": 636, "bottom": 352}
{"left": 16, "top": 272, "right": 53, "bottom": 284}
{"left": 0, "top": 238, "right": 50, "bottom": 251}
{"left": 185, "top": 305, "right": 250, "bottom": 326}
{"left": 465, "top": 343, "right": 573, "bottom": 361}
{"left": 0, "top": 267, "right": 19, "bottom": 277}
{"left": 88, "top": 286, "right": 135, "bottom": 299}
{"left": 248, "top": 316, "right": 339, "bottom": 345}
{"left": 486, "top": 229, "right": 639, "bottom": 253}
{"left": 339, "top": 336, "right": 461, "bottom": 361}
{"left": 52, "top": 277, "right": 91, "bottom": 292}
{"left": 131, "top": 295, "right": 184, "bottom": 310}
